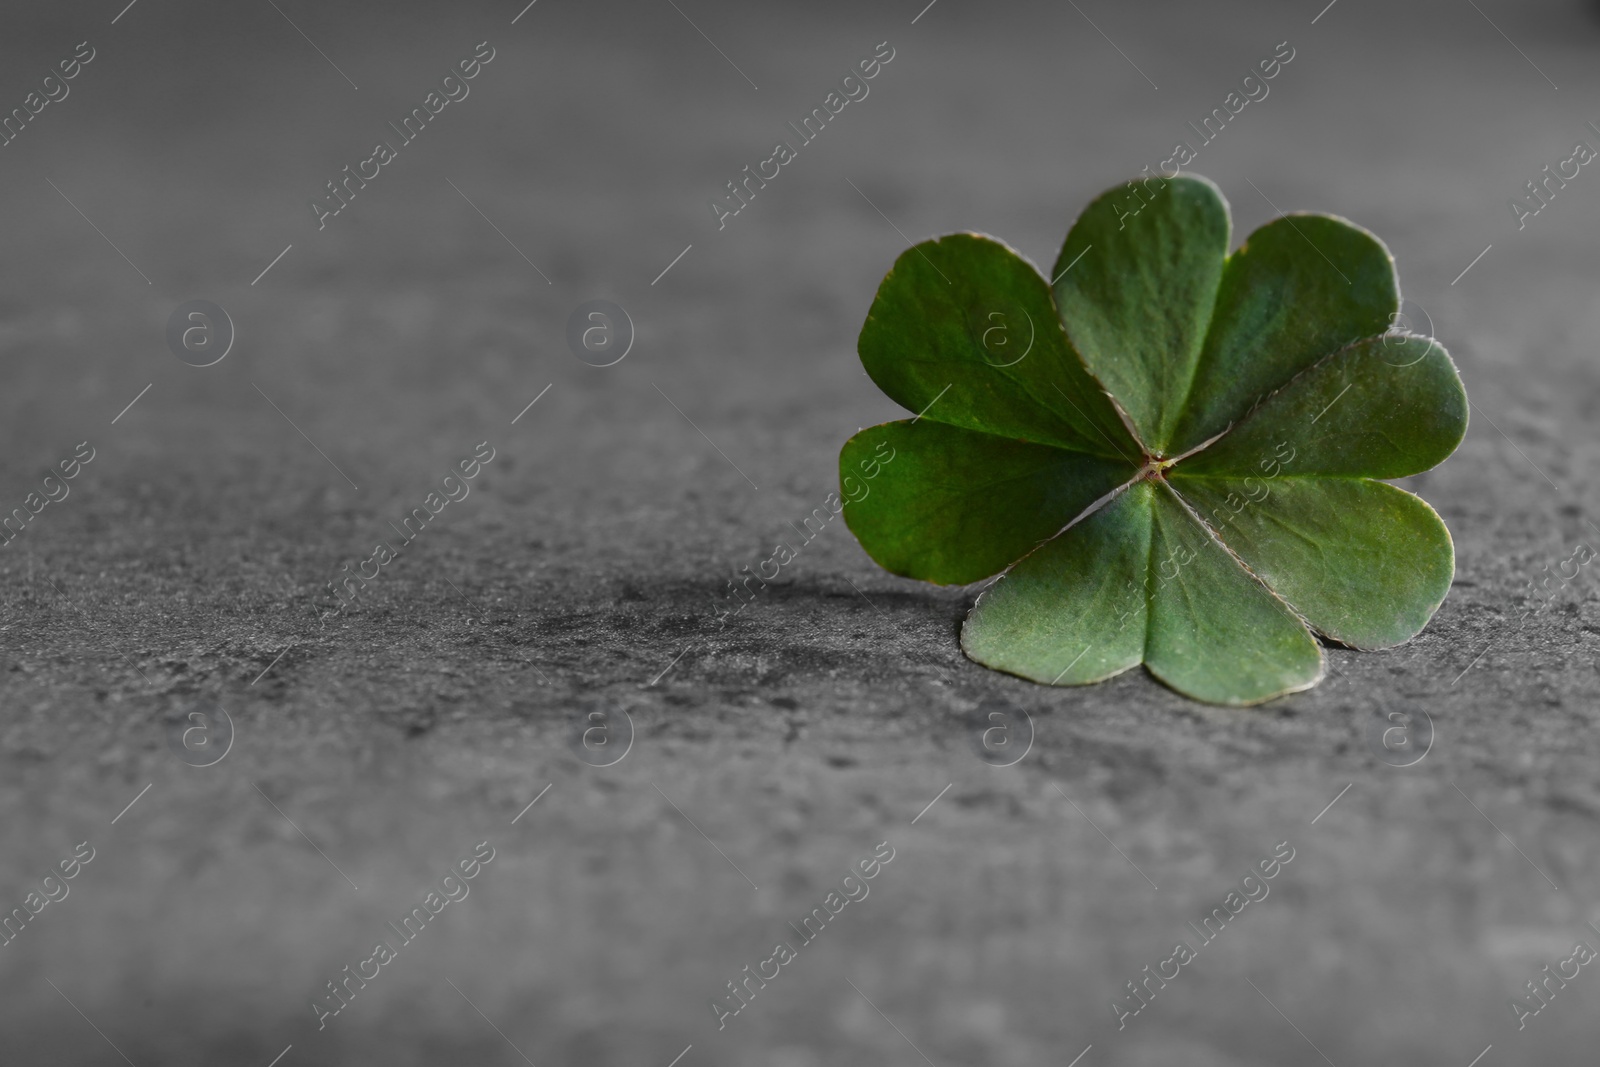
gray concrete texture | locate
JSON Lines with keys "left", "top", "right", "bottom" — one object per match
{"left": 2, "top": 0, "right": 1600, "bottom": 1063}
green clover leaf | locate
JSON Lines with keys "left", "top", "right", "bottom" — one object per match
{"left": 839, "top": 174, "right": 1468, "bottom": 705}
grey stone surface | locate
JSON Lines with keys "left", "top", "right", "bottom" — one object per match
{"left": 3, "top": 1, "right": 1600, "bottom": 1064}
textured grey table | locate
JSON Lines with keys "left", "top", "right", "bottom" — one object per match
{"left": 2, "top": 1, "right": 1599, "bottom": 1064}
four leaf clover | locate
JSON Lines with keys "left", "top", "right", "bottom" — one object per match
{"left": 838, "top": 175, "right": 1468, "bottom": 705}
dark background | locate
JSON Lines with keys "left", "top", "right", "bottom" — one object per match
{"left": 3, "top": 0, "right": 1600, "bottom": 1063}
